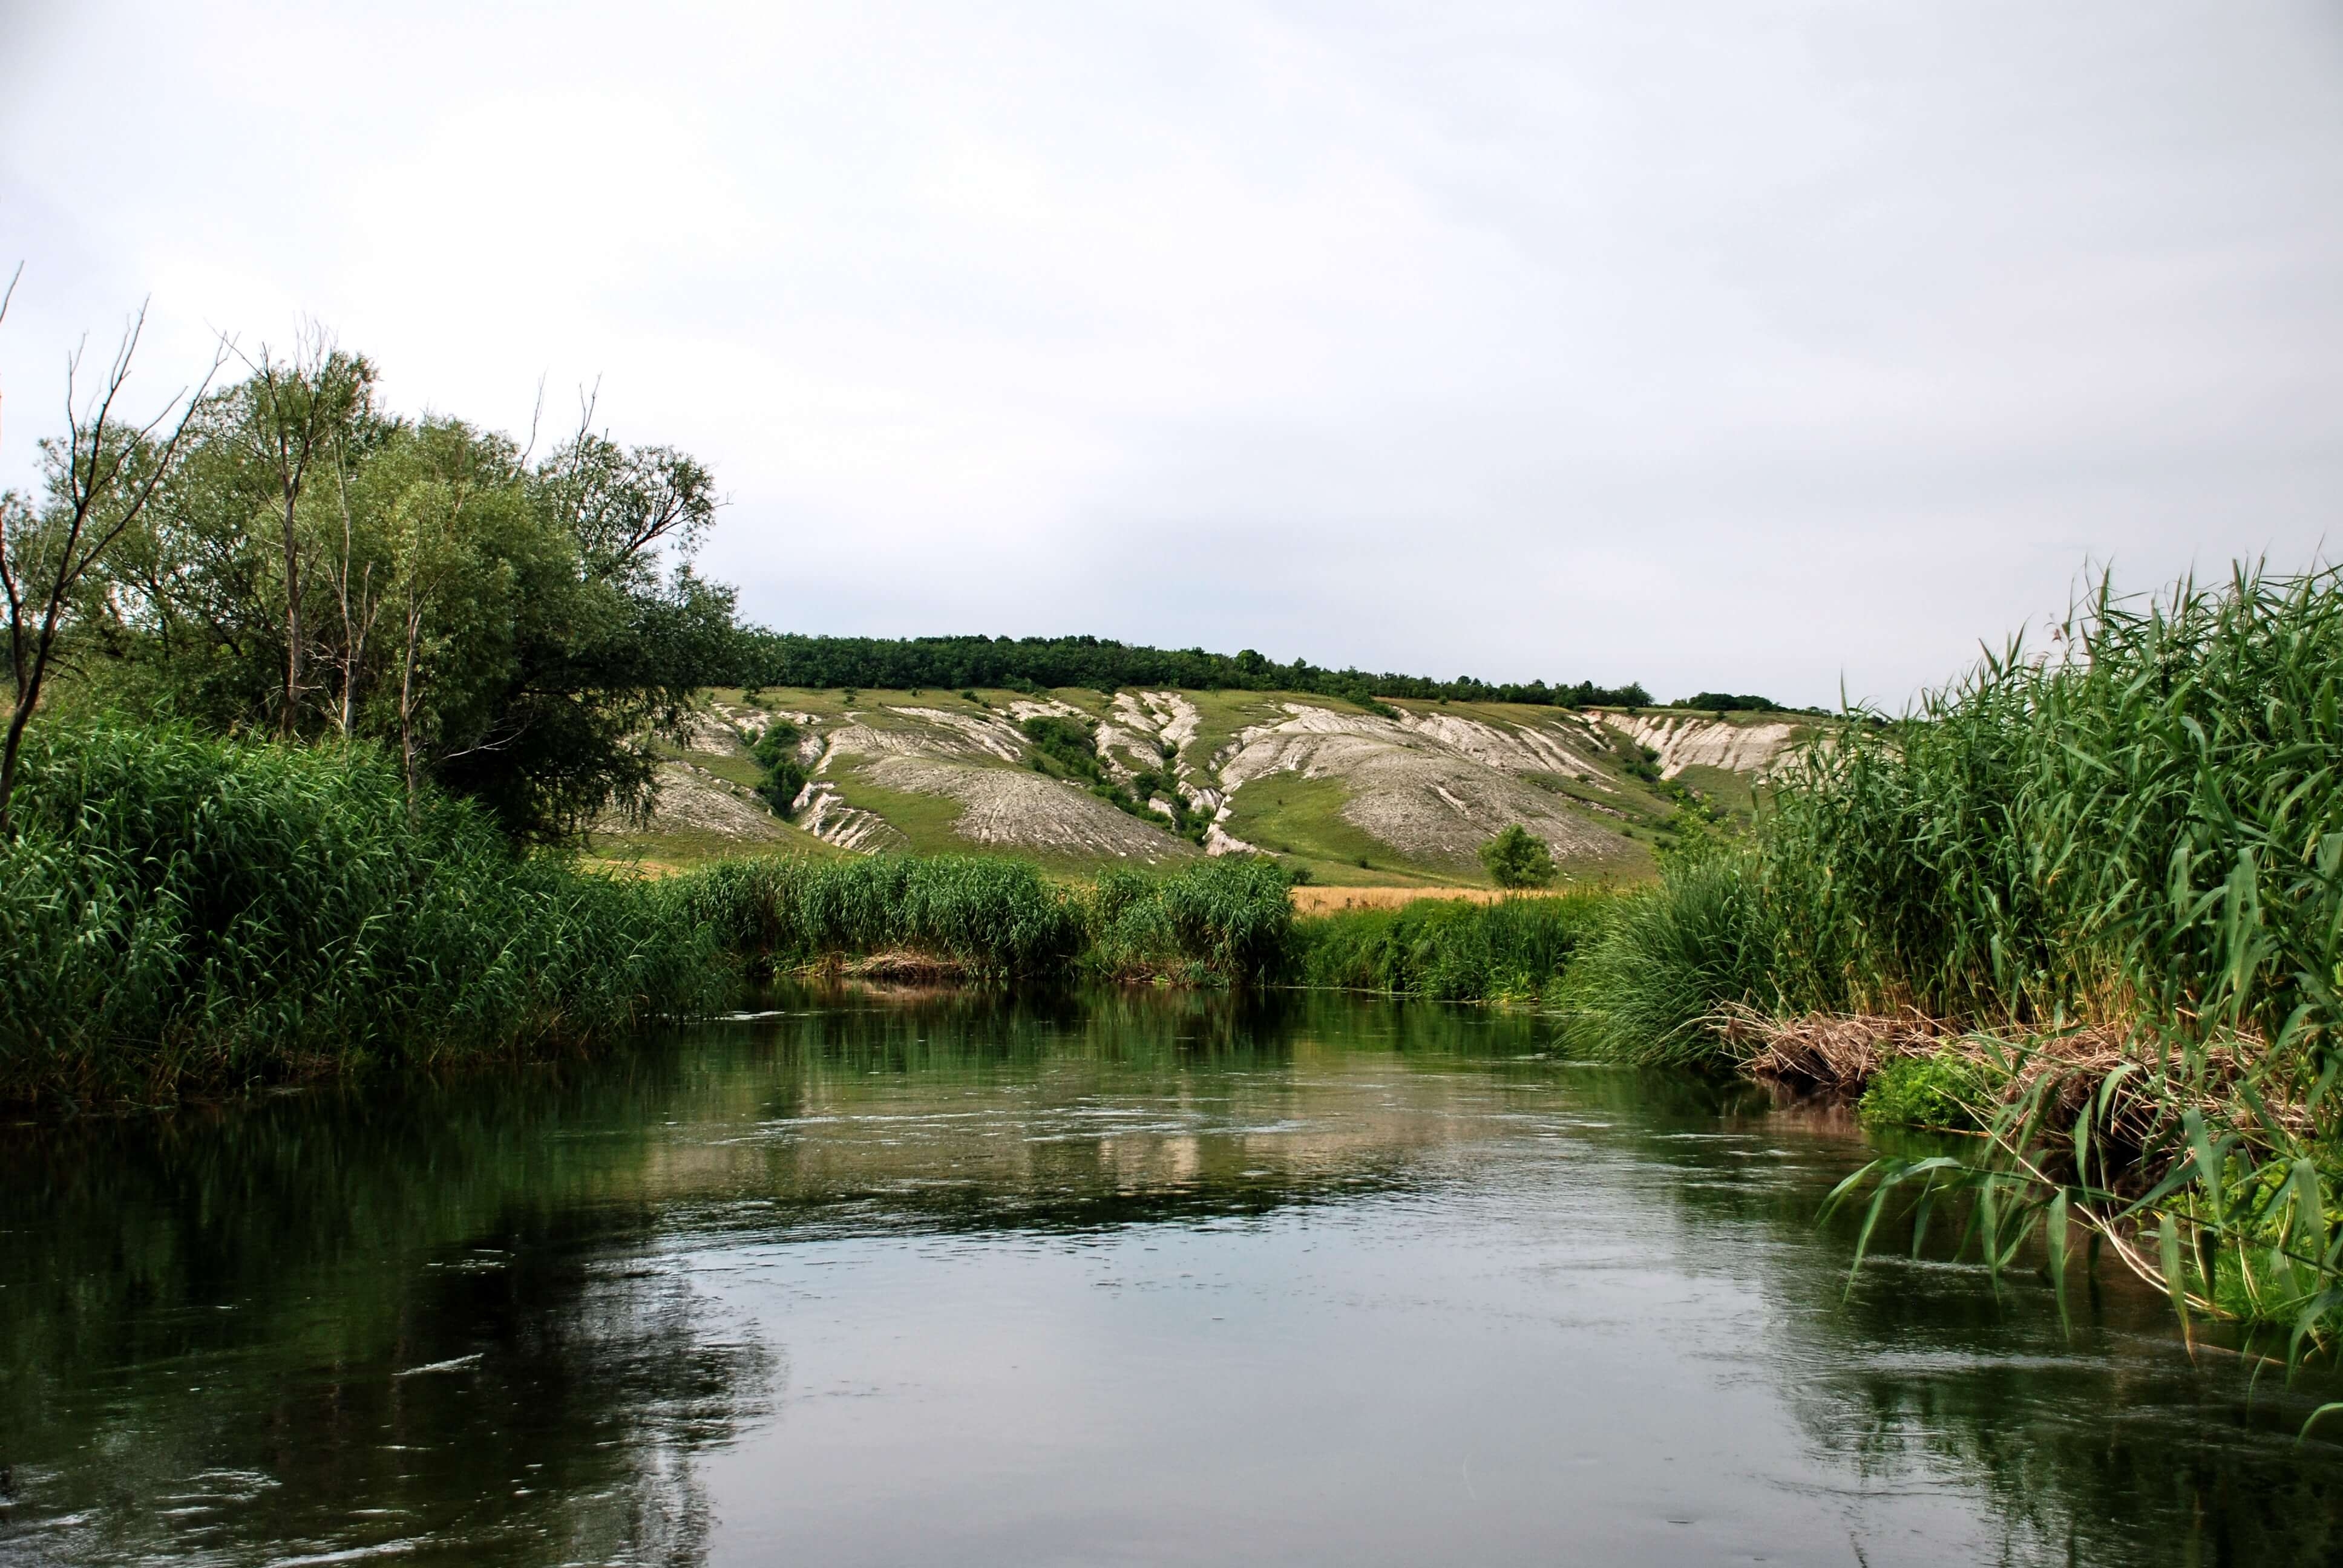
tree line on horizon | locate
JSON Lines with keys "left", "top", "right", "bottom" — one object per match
{"left": 727, "top": 630, "right": 1657, "bottom": 712}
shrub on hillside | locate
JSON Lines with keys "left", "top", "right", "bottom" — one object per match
{"left": 1479, "top": 825, "right": 1556, "bottom": 889}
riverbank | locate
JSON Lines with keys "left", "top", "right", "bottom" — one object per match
{"left": 1556, "top": 566, "right": 2343, "bottom": 1351}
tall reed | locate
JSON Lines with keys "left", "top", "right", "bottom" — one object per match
{"left": 669, "top": 852, "right": 1297, "bottom": 987}
{"left": 1084, "top": 858, "right": 1296, "bottom": 985}
{"left": 0, "top": 724, "right": 722, "bottom": 1102}
{"left": 1294, "top": 893, "right": 1607, "bottom": 1003}
{"left": 1562, "top": 563, "right": 2343, "bottom": 1364}
{"left": 1576, "top": 564, "right": 2343, "bottom": 1076}
{"left": 664, "top": 853, "right": 1084, "bottom": 981}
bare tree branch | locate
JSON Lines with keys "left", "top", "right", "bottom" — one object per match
{"left": 0, "top": 292, "right": 225, "bottom": 834}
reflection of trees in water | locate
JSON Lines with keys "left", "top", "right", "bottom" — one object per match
{"left": 1563, "top": 1076, "right": 2343, "bottom": 1567}
{"left": 21, "top": 988, "right": 2337, "bottom": 1566}
{"left": 0, "top": 1071, "right": 773, "bottom": 1568}
{"left": 692, "top": 984, "right": 1571, "bottom": 1237}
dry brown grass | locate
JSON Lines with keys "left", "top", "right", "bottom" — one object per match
{"left": 1720, "top": 1005, "right": 2304, "bottom": 1151}
{"left": 1288, "top": 884, "right": 1567, "bottom": 913}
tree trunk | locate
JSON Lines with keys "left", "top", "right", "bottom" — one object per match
{"left": 281, "top": 488, "right": 303, "bottom": 738}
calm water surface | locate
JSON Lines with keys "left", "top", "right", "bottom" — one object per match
{"left": 4, "top": 990, "right": 2341, "bottom": 1566}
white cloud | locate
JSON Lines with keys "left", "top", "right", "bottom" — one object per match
{"left": 4, "top": 0, "right": 2339, "bottom": 705}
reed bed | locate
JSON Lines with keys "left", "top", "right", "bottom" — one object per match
{"left": 666, "top": 852, "right": 1296, "bottom": 987}
{"left": 1293, "top": 892, "right": 1607, "bottom": 1003}
{"left": 1560, "top": 564, "right": 2343, "bottom": 1362}
{"left": 0, "top": 724, "right": 723, "bottom": 1103}
{"left": 665, "top": 853, "right": 1084, "bottom": 982}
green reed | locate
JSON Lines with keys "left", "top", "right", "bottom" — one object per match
{"left": 1084, "top": 857, "right": 1296, "bottom": 985}
{"left": 1561, "top": 563, "right": 2343, "bottom": 1368}
{"left": 0, "top": 723, "right": 723, "bottom": 1103}
{"left": 664, "top": 852, "right": 1085, "bottom": 981}
{"left": 1293, "top": 893, "right": 1608, "bottom": 1004}
{"left": 665, "top": 851, "right": 1295, "bottom": 987}
{"left": 1576, "top": 563, "right": 2343, "bottom": 1071}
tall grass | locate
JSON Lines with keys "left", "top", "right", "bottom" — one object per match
{"left": 1561, "top": 848, "right": 1777, "bottom": 1063}
{"left": 1294, "top": 893, "right": 1607, "bottom": 1003}
{"left": 1578, "top": 564, "right": 2343, "bottom": 1072}
{"left": 666, "top": 852, "right": 1296, "bottom": 987}
{"left": 1085, "top": 858, "right": 1295, "bottom": 984}
{"left": 665, "top": 853, "right": 1084, "bottom": 982}
{"left": 1565, "top": 564, "right": 2343, "bottom": 1365}
{"left": 0, "top": 724, "right": 723, "bottom": 1103}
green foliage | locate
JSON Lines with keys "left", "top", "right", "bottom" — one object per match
{"left": 750, "top": 720, "right": 806, "bottom": 818}
{"left": 729, "top": 630, "right": 1647, "bottom": 711}
{"left": 1019, "top": 713, "right": 1206, "bottom": 843}
{"left": 1561, "top": 847, "right": 1779, "bottom": 1065}
{"left": 1670, "top": 692, "right": 1805, "bottom": 714}
{"left": 1479, "top": 824, "right": 1556, "bottom": 889}
{"left": 1295, "top": 893, "right": 1607, "bottom": 1003}
{"left": 1021, "top": 714, "right": 1104, "bottom": 779}
{"left": 71, "top": 358, "right": 736, "bottom": 843}
{"left": 666, "top": 854, "right": 1084, "bottom": 982}
{"left": 1084, "top": 858, "right": 1297, "bottom": 985}
{"left": 0, "top": 723, "right": 723, "bottom": 1103}
{"left": 1858, "top": 1051, "right": 1989, "bottom": 1130}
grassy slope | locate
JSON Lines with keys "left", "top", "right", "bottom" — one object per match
{"left": 626, "top": 685, "right": 1775, "bottom": 882}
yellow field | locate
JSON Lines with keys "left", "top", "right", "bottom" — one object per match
{"left": 1288, "top": 884, "right": 1572, "bottom": 914}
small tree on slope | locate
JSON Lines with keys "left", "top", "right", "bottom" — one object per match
{"left": 1480, "top": 824, "right": 1556, "bottom": 889}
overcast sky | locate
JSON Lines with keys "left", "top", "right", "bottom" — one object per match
{"left": 4, "top": 2, "right": 2339, "bottom": 707}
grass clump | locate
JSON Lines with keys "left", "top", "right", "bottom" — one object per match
{"left": 667, "top": 853, "right": 1084, "bottom": 982}
{"left": 1084, "top": 857, "right": 1295, "bottom": 985}
{"left": 1297, "top": 893, "right": 1607, "bottom": 1004}
{"left": 1561, "top": 846, "right": 1778, "bottom": 1063}
{"left": 0, "top": 724, "right": 723, "bottom": 1104}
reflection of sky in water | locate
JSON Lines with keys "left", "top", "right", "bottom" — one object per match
{"left": 3, "top": 988, "right": 2340, "bottom": 1566}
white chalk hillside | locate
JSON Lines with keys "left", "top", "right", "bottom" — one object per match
{"left": 623, "top": 690, "right": 1814, "bottom": 880}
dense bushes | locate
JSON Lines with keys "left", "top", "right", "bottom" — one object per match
{"left": 0, "top": 724, "right": 723, "bottom": 1102}
{"left": 1296, "top": 893, "right": 1605, "bottom": 1004}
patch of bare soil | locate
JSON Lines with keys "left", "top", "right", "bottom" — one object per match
{"left": 1603, "top": 713, "right": 1798, "bottom": 779}
{"left": 865, "top": 756, "right": 1199, "bottom": 862}
{"left": 631, "top": 760, "right": 793, "bottom": 841}
{"left": 1216, "top": 704, "right": 1625, "bottom": 866}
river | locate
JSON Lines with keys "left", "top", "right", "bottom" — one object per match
{"left": 3, "top": 989, "right": 2338, "bottom": 1566}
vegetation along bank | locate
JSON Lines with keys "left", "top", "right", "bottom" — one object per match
{"left": 7, "top": 315, "right": 2336, "bottom": 1365}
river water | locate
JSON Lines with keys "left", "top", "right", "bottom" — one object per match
{"left": 4, "top": 990, "right": 2340, "bottom": 1567}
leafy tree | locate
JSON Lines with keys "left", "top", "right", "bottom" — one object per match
{"left": 751, "top": 719, "right": 807, "bottom": 817}
{"left": 727, "top": 630, "right": 1648, "bottom": 711}
{"left": 1480, "top": 824, "right": 1556, "bottom": 889}
{"left": 77, "top": 358, "right": 738, "bottom": 842}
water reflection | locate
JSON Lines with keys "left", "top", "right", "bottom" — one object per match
{"left": 4, "top": 987, "right": 2341, "bottom": 1566}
